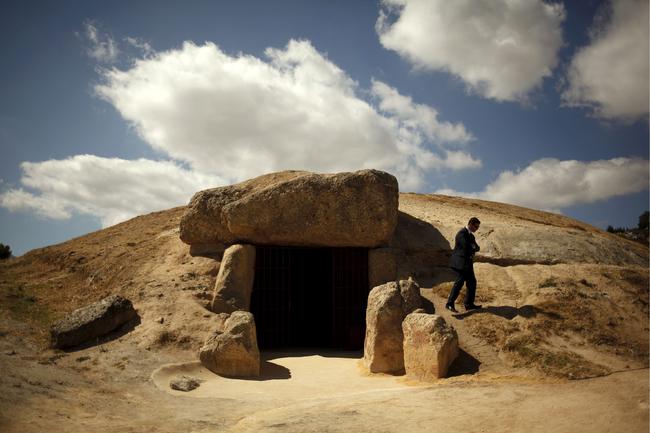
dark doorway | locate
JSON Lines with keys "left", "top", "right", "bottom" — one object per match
{"left": 250, "top": 246, "right": 369, "bottom": 350}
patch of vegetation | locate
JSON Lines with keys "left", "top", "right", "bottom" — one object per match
{"left": 0, "top": 281, "right": 53, "bottom": 330}
{"left": 538, "top": 277, "right": 558, "bottom": 289}
{"left": 503, "top": 334, "right": 610, "bottom": 379}
{"left": 0, "top": 243, "right": 11, "bottom": 260}
{"left": 535, "top": 296, "right": 649, "bottom": 363}
{"left": 606, "top": 211, "right": 649, "bottom": 245}
{"left": 579, "top": 279, "right": 594, "bottom": 288}
{"left": 466, "top": 314, "right": 521, "bottom": 345}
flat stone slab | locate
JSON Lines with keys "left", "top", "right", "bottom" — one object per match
{"left": 180, "top": 169, "right": 399, "bottom": 248}
{"left": 50, "top": 294, "right": 137, "bottom": 349}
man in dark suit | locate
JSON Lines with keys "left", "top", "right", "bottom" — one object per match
{"left": 445, "top": 217, "right": 482, "bottom": 313}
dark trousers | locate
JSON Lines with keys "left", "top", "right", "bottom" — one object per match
{"left": 447, "top": 265, "right": 476, "bottom": 307}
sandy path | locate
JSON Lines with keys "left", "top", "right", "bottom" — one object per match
{"left": 226, "top": 369, "right": 649, "bottom": 433}
{"left": 2, "top": 341, "right": 648, "bottom": 433}
{"left": 149, "top": 351, "right": 648, "bottom": 433}
{"left": 152, "top": 351, "right": 418, "bottom": 401}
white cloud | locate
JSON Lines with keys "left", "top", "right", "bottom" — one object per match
{"left": 80, "top": 20, "right": 119, "bottom": 63}
{"left": 437, "top": 157, "right": 650, "bottom": 212}
{"left": 0, "top": 155, "right": 224, "bottom": 226}
{"left": 371, "top": 80, "right": 473, "bottom": 144}
{"left": 124, "top": 36, "right": 154, "bottom": 57}
{"left": 94, "top": 39, "right": 478, "bottom": 190}
{"left": 376, "top": 0, "right": 565, "bottom": 102}
{"left": 2, "top": 39, "right": 479, "bottom": 226}
{"left": 562, "top": 0, "right": 649, "bottom": 121}
{"left": 1, "top": 188, "right": 71, "bottom": 220}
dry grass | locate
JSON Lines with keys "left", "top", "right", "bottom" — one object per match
{"left": 503, "top": 333, "right": 610, "bottom": 379}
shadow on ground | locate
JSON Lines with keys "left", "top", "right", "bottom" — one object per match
{"left": 234, "top": 360, "right": 292, "bottom": 381}
{"left": 452, "top": 305, "right": 563, "bottom": 321}
{"left": 263, "top": 349, "right": 363, "bottom": 360}
{"left": 447, "top": 348, "right": 481, "bottom": 377}
{"left": 238, "top": 350, "right": 366, "bottom": 382}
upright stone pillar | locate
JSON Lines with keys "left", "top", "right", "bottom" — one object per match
{"left": 402, "top": 312, "right": 459, "bottom": 380}
{"left": 211, "top": 244, "right": 256, "bottom": 313}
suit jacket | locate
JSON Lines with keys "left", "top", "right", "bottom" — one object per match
{"left": 449, "top": 227, "right": 480, "bottom": 271}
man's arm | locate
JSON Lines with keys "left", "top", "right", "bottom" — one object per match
{"left": 456, "top": 229, "right": 469, "bottom": 256}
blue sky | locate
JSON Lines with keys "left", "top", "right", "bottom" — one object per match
{"left": 1, "top": 0, "right": 648, "bottom": 256}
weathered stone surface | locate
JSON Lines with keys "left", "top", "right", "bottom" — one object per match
{"left": 199, "top": 311, "right": 260, "bottom": 377}
{"left": 169, "top": 375, "right": 202, "bottom": 392}
{"left": 180, "top": 169, "right": 399, "bottom": 248}
{"left": 398, "top": 193, "right": 649, "bottom": 267}
{"left": 363, "top": 279, "right": 422, "bottom": 374}
{"left": 402, "top": 312, "right": 459, "bottom": 380}
{"left": 50, "top": 295, "right": 137, "bottom": 349}
{"left": 368, "top": 248, "right": 397, "bottom": 289}
{"left": 210, "top": 244, "right": 256, "bottom": 313}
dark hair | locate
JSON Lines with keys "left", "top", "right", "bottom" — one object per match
{"left": 468, "top": 217, "right": 481, "bottom": 226}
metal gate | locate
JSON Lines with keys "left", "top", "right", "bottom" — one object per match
{"left": 250, "top": 246, "right": 369, "bottom": 350}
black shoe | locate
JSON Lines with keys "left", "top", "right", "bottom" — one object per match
{"left": 445, "top": 304, "right": 458, "bottom": 313}
{"left": 464, "top": 304, "right": 482, "bottom": 311}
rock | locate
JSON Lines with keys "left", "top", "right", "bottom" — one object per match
{"left": 398, "top": 193, "right": 649, "bottom": 267}
{"left": 399, "top": 279, "right": 422, "bottom": 314}
{"left": 363, "top": 279, "right": 422, "bottom": 373}
{"left": 210, "top": 244, "right": 256, "bottom": 313}
{"left": 368, "top": 248, "right": 397, "bottom": 289}
{"left": 50, "top": 295, "right": 137, "bottom": 349}
{"left": 180, "top": 169, "right": 399, "bottom": 248}
{"left": 199, "top": 311, "right": 260, "bottom": 377}
{"left": 169, "top": 375, "right": 202, "bottom": 392}
{"left": 402, "top": 313, "right": 459, "bottom": 380}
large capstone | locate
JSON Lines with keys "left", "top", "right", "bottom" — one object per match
{"left": 363, "top": 279, "right": 422, "bottom": 374}
{"left": 180, "top": 169, "right": 399, "bottom": 248}
{"left": 50, "top": 294, "right": 137, "bottom": 349}
{"left": 199, "top": 311, "right": 260, "bottom": 377}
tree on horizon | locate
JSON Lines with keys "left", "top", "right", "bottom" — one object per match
{"left": 0, "top": 243, "right": 11, "bottom": 260}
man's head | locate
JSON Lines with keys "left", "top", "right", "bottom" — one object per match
{"left": 467, "top": 217, "right": 481, "bottom": 233}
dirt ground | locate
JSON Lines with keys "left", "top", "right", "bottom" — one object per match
{"left": 0, "top": 193, "right": 648, "bottom": 432}
{"left": 1, "top": 333, "right": 647, "bottom": 433}
{"left": 1, "top": 287, "right": 647, "bottom": 433}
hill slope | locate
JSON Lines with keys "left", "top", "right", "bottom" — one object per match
{"left": 0, "top": 193, "right": 648, "bottom": 433}
{"left": 1, "top": 193, "right": 647, "bottom": 378}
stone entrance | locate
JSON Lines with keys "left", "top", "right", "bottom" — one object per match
{"left": 250, "top": 246, "right": 369, "bottom": 350}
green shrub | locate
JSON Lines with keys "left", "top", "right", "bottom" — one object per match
{"left": 0, "top": 243, "right": 11, "bottom": 260}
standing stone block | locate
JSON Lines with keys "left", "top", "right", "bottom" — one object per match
{"left": 199, "top": 311, "right": 260, "bottom": 377}
{"left": 402, "top": 312, "right": 459, "bottom": 380}
{"left": 363, "top": 279, "right": 422, "bottom": 374}
{"left": 368, "top": 248, "right": 397, "bottom": 289}
{"left": 210, "top": 244, "right": 256, "bottom": 313}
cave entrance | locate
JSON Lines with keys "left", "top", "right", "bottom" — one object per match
{"left": 250, "top": 246, "right": 369, "bottom": 350}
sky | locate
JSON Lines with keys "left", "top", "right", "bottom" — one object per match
{"left": 1, "top": 0, "right": 648, "bottom": 256}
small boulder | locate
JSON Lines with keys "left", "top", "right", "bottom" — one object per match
{"left": 180, "top": 169, "right": 399, "bottom": 248}
{"left": 170, "top": 375, "right": 202, "bottom": 392}
{"left": 199, "top": 311, "right": 260, "bottom": 377}
{"left": 210, "top": 244, "right": 256, "bottom": 313}
{"left": 363, "top": 279, "right": 422, "bottom": 374}
{"left": 402, "top": 312, "right": 459, "bottom": 380}
{"left": 50, "top": 295, "right": 137, "bottom": 349}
